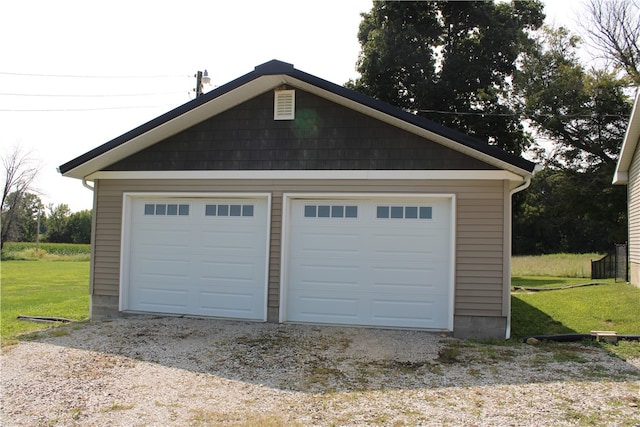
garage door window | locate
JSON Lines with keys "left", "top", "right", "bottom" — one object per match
{"left": 144, "top": 203, "right": 190, "bottom": 216}
{"left": 304, "top": 205, "right": 358, "bottom": 218}
{"left": 205, "top": 204, "right": 254, "bottom": 217}
{"left": 376, "top": 206, "right": 432, "bottom": 219}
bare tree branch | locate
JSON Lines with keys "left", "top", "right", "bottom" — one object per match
{"left": 581, "top": 0, "right": 640, "bottom": 84}
{"left": 1, "top": 145, "right": 39, "bottom": 250}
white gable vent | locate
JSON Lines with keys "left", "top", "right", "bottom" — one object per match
{"left": 274, "top": 89, "right": 295, "bottom": 120}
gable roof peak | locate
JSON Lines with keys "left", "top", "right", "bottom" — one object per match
{"left": 254, "top": 59, "right": 295, "bottom": 74}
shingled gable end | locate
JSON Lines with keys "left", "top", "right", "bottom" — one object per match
{"left": 59, "top": 60, "right": 536, "bottom": 339}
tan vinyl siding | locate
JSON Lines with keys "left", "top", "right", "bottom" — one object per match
{"left": 92, "top": 178, "right": 506, "bottom": 318}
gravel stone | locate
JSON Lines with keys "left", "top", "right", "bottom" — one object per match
{"left": 1, "top": 316, "right": 639, "bottom": 426}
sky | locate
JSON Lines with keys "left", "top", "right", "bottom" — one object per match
{"left": 1, "top": 0, "right": 589, "bottom": 212}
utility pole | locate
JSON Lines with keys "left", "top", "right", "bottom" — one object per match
{"left": 194, "top": 69, "right": 210, "bottom": 97}
{"left": 35, "top": 203, "right": 41, "bottom": 251}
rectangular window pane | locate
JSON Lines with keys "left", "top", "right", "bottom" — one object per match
{"left": 405, "top": 206, "right": 418, "bottom": 219}
{"left": 167, "top": 204, "right": 178, "bottom": 215}
{"left": 377, "top": 206, "right": 389, "bottom": 219}
{"left": 391, "top": 206, "right": 403, "bottom": 218}
{"left": 420, "top": 206, "right": 433, "bottom": 219}
{"left": 155, "top": 204, "right": 166, "bottom": 215}
{"left": 318, "top": 205, "right": 330, "bottom": 217}
{"left": 304, "top": 205, "right": 316, "bottom": 218}
{"left": 331, "top": 205, "right": 344, "bottom": 218}
{"left": 144, "top": 204, "right": 155, "bottom": 215}
{"left": 242, "top": 205, "right": 254, "bottom": 217}
{"left": 178, "top": 204, "right": 189, "bottom": 216}
{"left": 230, "top": 204, "right": 242, "bottom": 216}
{"left": 345, "top": 205, "right": 357, "bottom": 218}
{"left": 218, "top": 204, "right": 229, "bottom": 216}
{"left": 205, "top": 205, "right": 216, "bottom": 216}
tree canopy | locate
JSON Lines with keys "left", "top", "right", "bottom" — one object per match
{"left": 349, "top": 0, "right": 545, "bottom": 155}
{"left": 350, "top": 0, "right": 636, "bottom": 254}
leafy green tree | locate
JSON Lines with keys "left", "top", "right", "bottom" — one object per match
{"left": 66, "top": 210, "right": 91, "bottom": 244}
{"left": 513, "top": 26, "right": 631, "bottom": 254}
{"left": 44, "top": 204, "right": 72, "bottom": 243}
{"left": 1, "top": 192, "right": 42, "bottom": 243}
{"left": 513, "top": 166, "right": 627, "bottom": 254}
{"left": 515, "top": 27, "right": 631, "bottom": 171}
{"left": 349, "top": 0, "right": 545, "bottom": 155}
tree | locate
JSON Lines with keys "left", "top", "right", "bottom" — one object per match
{"left": 2, "top": 192, "right": 43, "bottom": 243}
{"left": 513, "top": 26, "right": 631, "bottom": 254}
{"left": 349, "top": 0, "right": 545, "bottom": 155}
{"left": 515, "top": 27, "right": 630, "bottom": 170}
{"left": 44, "top": 204, "right": 72, "bottom": 243}
{"left": 581, "top": 0, "right": 640, "bottom": 85}
{"left": 66, "top": 210, "right": 91, "bottom": 244}
{"left": 1, "top": 145, "right": 39, "bottom": 250}
{"left": 513, "top": 166, "right": 627, "bottom": 254}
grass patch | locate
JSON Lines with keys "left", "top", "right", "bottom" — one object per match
{"left": 512, "top": 253, "right": 602, "bottom": 278}
{"left": 1, "top": 260, "right": 90, "bottom": 344}
{"left": 511, "top": 281, "right": 640, "bottom": 337}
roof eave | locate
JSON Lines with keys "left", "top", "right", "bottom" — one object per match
{"left": 613, "top": 90, "right": 640, "bottom": 185}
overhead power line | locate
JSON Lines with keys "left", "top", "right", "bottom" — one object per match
{"left": 0, "top": 71, "right": 188, "bottom": 79}
{"left": 0, "top": 91, "right": 185, "bottom": 98}
{"left": 0, "top": 103, "right": 179, "bottom": 112}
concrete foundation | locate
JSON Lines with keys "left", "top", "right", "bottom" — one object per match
{"left": 453, "top": 315, "right": 507, "bottom": 339}
{"left": 90, "top": 295, "right": 120, "bottom": 320}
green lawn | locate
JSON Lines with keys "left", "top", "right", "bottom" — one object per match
{"left": 1, "top": 261, "right": 90, "bottom": 343}
{"left": 1, "top": 254, "right": 638, "bottom": 360}
{"left": 511, "top": 280, "right": 640, "bottom": 337}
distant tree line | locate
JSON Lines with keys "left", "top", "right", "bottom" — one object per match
{"left": 1, "top": 191, "right": 91, "bottom": 246}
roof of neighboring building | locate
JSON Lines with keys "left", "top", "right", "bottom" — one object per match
{"left": 614, "top": 90, "right": 640, "bottom": 185}
{"left": 58, "top": 59, "right": 536, "bottom": 179}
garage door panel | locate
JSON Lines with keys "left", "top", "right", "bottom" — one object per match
{"left": 126, "top": 197, "right": 268, "bottom": 320}
{"left": 370, "top": 299, "right": 446, "bottom": 328}
{"left": 200, "top": 260, "right": 262, "bottom": 285}
{"left": 197, "top": 291, "right": 257, "bottom": 316}
{"left": 296, "top": 232, "right": 360, "bottom": 255}
{"left": 134, "top": 288, "right": 188, "bottom": 312}
{"left": 136, "top": 232, "right": 191, "bottom": 249}
{"left": 295, "top": 295, "right": 360, "bottom": 320}
{"left": 286, "top": 197, "right": 453, "bottom": 329}
{"left": 291, "top": 261, "right": 360, "bottom": 284}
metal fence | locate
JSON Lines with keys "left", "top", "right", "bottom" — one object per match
{"left": 591, "top": 243, "right": 628, "bottom": 282}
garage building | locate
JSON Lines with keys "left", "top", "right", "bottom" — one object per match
{"left": 58, "top": 60, "right": 536, "bottom": 338}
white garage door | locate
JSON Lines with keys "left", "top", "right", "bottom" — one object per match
{"left": 123, "top": 196, "right": 269, "bottom": 320}
{"left": 285, "top": 196, "right": 453, "bottom": 329}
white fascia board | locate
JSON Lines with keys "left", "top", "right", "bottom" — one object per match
{"left": 613, "top": 171, "right": 629, "bottom": 185}
{"left": 282, "top": 76, "right": 533, "bottom": 178}
{"left": 63, "top": 75, "right": 286, "bottom": 180}
{"left": 86, "top": 169, "right": 526, "bottom": 182}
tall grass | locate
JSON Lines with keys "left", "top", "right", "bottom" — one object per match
{"left": 1, "top": 242, "right": 91, "bottom": 261}
{"left": 512, "top": 253, "right": 603, "bottom": 278}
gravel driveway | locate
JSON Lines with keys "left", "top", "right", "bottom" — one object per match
{"left": 1, "top": 316, "right": 639, "bottom": 426}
